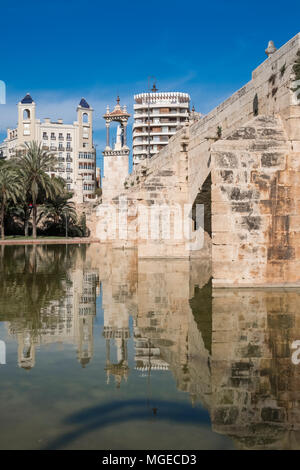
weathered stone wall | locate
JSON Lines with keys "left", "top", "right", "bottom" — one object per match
{"left": 211, "top": 114, "right": 300, "bottom": 287}
{"left": 102, "top": 152, "right": 129, "bottom": 203}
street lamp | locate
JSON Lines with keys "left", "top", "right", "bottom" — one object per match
{"left": 64, "top": 209, "right": 68, "bottom": 238}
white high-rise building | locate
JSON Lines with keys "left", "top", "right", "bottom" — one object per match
{"left": 0, "top": 94, "right": 97, "bottom": 202}
{"left": 132, "top": 88, "right": 190, "bottom": 167}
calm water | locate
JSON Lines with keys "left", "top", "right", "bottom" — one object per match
{"left": 0, "top": 244, "right": 299, "bottom": 450}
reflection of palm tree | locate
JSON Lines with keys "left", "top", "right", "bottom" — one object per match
{"left": 0, "top": 244, "right": 86, "bottom": 336}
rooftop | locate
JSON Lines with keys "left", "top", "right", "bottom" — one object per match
{"left": 79, "top": 98, "right": 90, "bottom": 109}
{"left": 21, "top": 93, "right": 34, "bottom": 104}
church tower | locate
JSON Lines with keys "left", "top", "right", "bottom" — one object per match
{"left": 102, "top": 97, "right": 130, "bottom": 203}
{"left": 77, "top": 98, "right": 93, "bottom": 151}
{"left": 75, "top": 98, "right": 96, "bottom": 203}
{"left": 17, "top": 93, "right": 36, "bottom": 146}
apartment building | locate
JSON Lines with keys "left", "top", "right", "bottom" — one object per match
{"left": 132, "top": 89, "right": 190, "bottom": 166}
{"left": 0, "top": 94, "right": 96, "bottom": 201}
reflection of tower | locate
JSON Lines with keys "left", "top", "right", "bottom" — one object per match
{"left": 17, "top": 331, "right": 36, "bottom": 370}
{"left": 76, "top": 270, "right": 98, "bottom": 368}
{"left": 101, "top": 247, "right": 138, "bottom": 387}
{"left": 102, "top": 97, "right": 130, "bottom": 203}
{"left": 104, "top": 331, "right": 130, "bottom": 388}
{"left": 77, "top": 315, "right": 94, "bottom": 368}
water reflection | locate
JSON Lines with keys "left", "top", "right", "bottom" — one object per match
{"left": 0, "top": 244, "right": 300, "bottom": 449}
{"left": 0, "top": 245, "right": 99, "bottom": 369}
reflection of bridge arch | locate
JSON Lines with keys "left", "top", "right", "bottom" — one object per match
{"left": 0, "top": 340, "right": 6, "bottom": 365}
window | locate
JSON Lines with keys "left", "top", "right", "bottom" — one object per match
{"left": 23, "top": 109, "right": 30, "bottom": 120}
{"left": 23, "top": 123, "right": 30, "bottom": 136}
{"left": 82, "top": 113, "right": 89, "bottom": 123}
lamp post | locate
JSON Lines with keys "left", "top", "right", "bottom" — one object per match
{"left": 64, "top": 210, "right": 68, "bottom": 238}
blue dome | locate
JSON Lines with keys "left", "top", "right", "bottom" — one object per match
{"left": 79, "top": 98, "right": 90, "bottom": 108}
{"left": 21, "top": 93, "right": 34, "bottom": 104}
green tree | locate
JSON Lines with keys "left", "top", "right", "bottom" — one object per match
{"left": 42, "top": 192, "right": 77, "bottom": 227}
{"left": 15, "top": 141, "right": 62, "bottom": 238}
{"left": 0, "top": 163, "right": 22, "bottom": 239}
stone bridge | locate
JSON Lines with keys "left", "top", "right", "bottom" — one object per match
{"left": 93, "top": 33, "right": 300, "bottom": 288}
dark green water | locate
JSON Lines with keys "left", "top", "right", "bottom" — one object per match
{"left": 0, "top": 244, "right": 299, "bottom": 450}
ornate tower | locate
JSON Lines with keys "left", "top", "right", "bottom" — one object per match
{"left": 102, "top": 97, "right": 130, "bottom": 203}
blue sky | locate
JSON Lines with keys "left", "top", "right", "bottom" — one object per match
{"left": 0, "top": 0, "right": 299, "bottom": 171}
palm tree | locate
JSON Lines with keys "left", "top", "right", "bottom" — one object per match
{"left": 0, "top": 163, "right": 22, "bottom": 239}
{"left": 42, "top": 193, "right": 77, "bottom": 227}
{"left": 15, "top": 141, "right": 62, "bottom": 238}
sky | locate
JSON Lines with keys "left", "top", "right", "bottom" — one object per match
{"left": 0, "top": 0, "right": 299, "bottom": 171}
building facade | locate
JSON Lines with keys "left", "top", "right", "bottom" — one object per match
{"left": 132, "top": 89, "right": 191, "bottom": 166}
{"left": 0, "top": 94, "right": 97, "bottom": 201}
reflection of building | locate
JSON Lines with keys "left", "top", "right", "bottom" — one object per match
{"left": 9, "top": 266, "right": 99, "bottom": 370}
{"left": 0, "top": 94, "right": 96, "bottom": 201}
{"left": 133, "top": 258, "right": 211, "bottom": 409}
{"left": 134, "top": 333, "right": 169, "bottom": 373}
{"left": 101, "top": 247, "right": 137, "bottom": 387}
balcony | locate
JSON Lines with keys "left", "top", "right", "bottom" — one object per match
{"left": 66, "top": 136, "right": 72, "bottom": 141}
{"left": 66, "top": 168, "right": 73, "bottom": 172}
{"left": 58, "top": 136, "right": 64, "bottom": 140}
{"left": 66, "top": 157, "right": 73, "bottom": 162}
{"left": 50, "top": 136, "right": 56, "bottom": 140}
{"left": 66, "top": 147, "right": 72, "bottom": 152}
{"left": 58, "top": 146, "right": 65, "bottom": 151}
{"left": 43, "top": 135, "right": 48, "bottom": 140}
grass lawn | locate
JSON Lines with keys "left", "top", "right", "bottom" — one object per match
{"left": 4, "top": 235, "right": 74, "bottom": 239}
